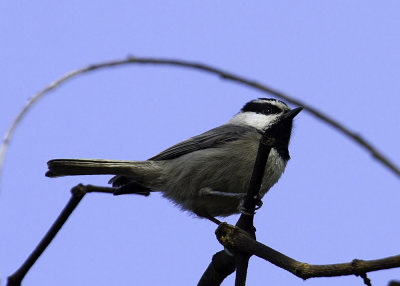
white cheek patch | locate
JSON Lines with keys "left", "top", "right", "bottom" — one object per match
{"left": 228, "top": 112, "right": 279, "bottom": 131}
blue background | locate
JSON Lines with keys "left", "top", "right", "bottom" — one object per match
{"left": 1, "top": 1, "right": 399, "bottom": 285}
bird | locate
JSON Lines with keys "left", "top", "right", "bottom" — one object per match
{"left": 46, "top": 98, "right": 302, "bottom": 219}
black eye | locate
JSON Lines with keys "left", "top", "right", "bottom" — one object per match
{"left": 263, "top": 107, "right": 273, "bottom": 114}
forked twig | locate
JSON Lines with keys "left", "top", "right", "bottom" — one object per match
{"left": 7, "top": 185, "right": 87, "bottom": 286}
{"left": 6, "top": 184, "right": 119, "bottom": 286}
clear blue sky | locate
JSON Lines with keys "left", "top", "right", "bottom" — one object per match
{"left": 1, "top": 1, "right": 399, "bottom": 285}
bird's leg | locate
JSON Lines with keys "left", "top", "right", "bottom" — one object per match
{"left": 204, "top": 215, "right": 222, "bottom": 225}
{"left": 193, "top": 209, "right": 222, "bottom": 225}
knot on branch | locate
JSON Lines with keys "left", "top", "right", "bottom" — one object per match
{"left": 351, "top": 259, "right": 366, "bottom": 275}
{"left": 293, "top": 262, "right": 312, "bottom": 280}
{"left": 71, "top": 184, "right": 87, "bottom": 197}
{"left": 215, "top": 223, "right": 239, "bottom": 249}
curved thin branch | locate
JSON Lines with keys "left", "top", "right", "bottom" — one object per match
{"left": 216, "top": 223, "right": 400, "bottom": 280}
{"left": 1, "top": 57, "right": 399, "bottom": 180}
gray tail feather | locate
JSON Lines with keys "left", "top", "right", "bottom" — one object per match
{"left": 46, "top": 159, "right": 146, "bottom": 178}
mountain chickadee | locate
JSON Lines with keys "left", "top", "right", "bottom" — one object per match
{"left": 46, "top": 98, "right": 302, "bottom": 218}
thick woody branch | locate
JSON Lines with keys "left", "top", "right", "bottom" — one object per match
{"left": 197, "top": 251, "right": 236, "bottom": 286}
{"left": 216, "top": 223, "right": 400, "bottom": 280}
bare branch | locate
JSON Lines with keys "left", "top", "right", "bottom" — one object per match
{"left": 7, "top": 184, "right": 87, "bottom": 286}
{"left": 360, "top": 273, "right": 372, "bottom": 286}
{"left": 6, "top": 184, "right": 126, "bottom": 286}
{"left": 233, "top": 136, "right": 274, "bottom": 285}
{"left": 197, "top": 251, "right": 236, "bottom": 286}
{"left": 239, "top": 136, "right": 274, "bottom": 215}
{"left": 216, "top": 223, "right": 400, "bottom": 280}
{"left": 1, "top": 57, "right": 399, "bottom": 183}
{"left": 234, "top": 253, "right": 251, "bottom": 286}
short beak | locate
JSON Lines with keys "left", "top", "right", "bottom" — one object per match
{"left": 283, "top": 107, "right": 303, "bottom": 121}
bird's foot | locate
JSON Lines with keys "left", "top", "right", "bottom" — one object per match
{"left": 113, "top": 181, "right": 151, "bottom": 196}
{"left": 237, "top": 195, "right": 263, "bottom": 215}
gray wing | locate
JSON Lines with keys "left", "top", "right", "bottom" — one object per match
{"left": 149, "top": 124, "right": 259, "bottom": 161}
